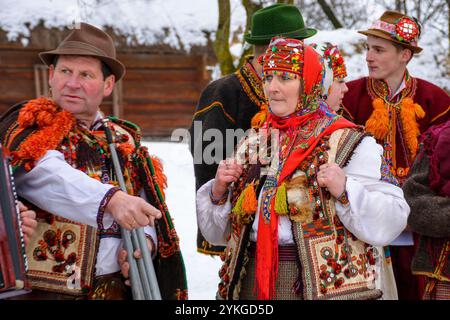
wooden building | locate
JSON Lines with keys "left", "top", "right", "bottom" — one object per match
{"left": 0, "top": 24, "right": 215, "bottom": 137}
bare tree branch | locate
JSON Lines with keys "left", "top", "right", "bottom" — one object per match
{"left": 317, "top": 0, "right": 344, "bottom": 29}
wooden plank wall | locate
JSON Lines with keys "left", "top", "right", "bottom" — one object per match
{"left": 119, "top": 53, "right": 207, "bottom": 137}
{"left": 0, "top": 47, "right": 208, "bottom": 137}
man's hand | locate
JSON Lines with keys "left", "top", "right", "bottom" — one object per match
{"left": 118, "top": 238, "right": 153, "bottom": 286}
{"left": 18, "top": 201, "right": 37, "bottom": 246}
{"left": 106, "top": 191, "right": 162, "bottom": 230}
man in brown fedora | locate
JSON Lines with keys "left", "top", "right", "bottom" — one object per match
{"left": 342, "top": 10, "right": 450, "bottom": 300}
{"left": 189, "top": 3, "right": 317, "bottom": 256}
{"left": 0, "top": 22, "right": 187, "bottom": 300}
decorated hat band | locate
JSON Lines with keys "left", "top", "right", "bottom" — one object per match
{"left": 371, "top": 17, "right": 419, "bottom": 46}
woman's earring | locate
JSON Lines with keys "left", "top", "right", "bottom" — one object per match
{"left": 48, "top": 87, "right": 52, "bottom": 98}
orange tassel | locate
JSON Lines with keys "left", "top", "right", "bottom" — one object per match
{"left": 232, "top": 182, "right": 257, "bottom": 224}
{"left": 365, "top": 98, "right": 389, "bottom": 140}
{"left": 251, "top": 104, "right": 269, "bottom": 128}
{"left": 242, "top": 182, "right": 257, "bottom": 214}
{"left": 400, "top": 98, "right": 425, "bottom": 159}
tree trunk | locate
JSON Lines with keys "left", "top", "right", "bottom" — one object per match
{"left": 214, "top": 0, "right": 235, "bottom": 75}
{"left": 317, "top": 0, "right": 344, "bottom": 29}
{"left": 277, "top": 0, "right": 294, "bottom": 4}
{"left": 395, "top": 0, "right": 407, "bottom": 12}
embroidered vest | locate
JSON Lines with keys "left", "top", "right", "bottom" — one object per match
{"left": 219, "top": 128, "right": 382, "bottom": 300}
{"left": 365, "top": 76, "right": 424, "bottom": 185}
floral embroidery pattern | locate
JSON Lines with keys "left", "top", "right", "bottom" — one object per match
{"left": 318, "top": 237, "right": 377, "bottom": 294}
{"left": 33, "top": 229, "right": 77, "bottom": 274}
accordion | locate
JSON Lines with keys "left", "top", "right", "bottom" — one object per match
{"left": 0, "top": 143, "right": 30, "bottom": 299}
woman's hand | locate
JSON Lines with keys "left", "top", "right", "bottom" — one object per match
{"left": 211, "top": 159, "right": 243, "bottom": 200}
{"left": 317, "top": 163, "right": 346, "bottom": 198}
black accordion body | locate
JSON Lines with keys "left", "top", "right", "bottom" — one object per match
{"left": 0, "top": 143, "right": 30, "bottom": 298}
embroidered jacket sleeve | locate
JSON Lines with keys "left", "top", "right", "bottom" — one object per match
{"left": 196, "top": 179, "right": 232, "bottom": 246}
{"left": 415, "top": 78, "right": 450, "bottom": 127}
{"left": 335, "top": 136, "right": 410, "bottom": 246}
{"left": 402, "top": 150, "right": 450, "bottom": 238}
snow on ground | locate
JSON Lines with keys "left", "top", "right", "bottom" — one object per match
{"left": 141, "top": 141, "right": 222, "bottom": 300}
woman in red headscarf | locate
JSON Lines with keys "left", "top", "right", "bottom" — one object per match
{"left": 196, "top": 37, "right": 409, "bottom": 300}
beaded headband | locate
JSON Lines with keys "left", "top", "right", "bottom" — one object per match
{"left": 262, "top": 37, "right": 304, "bottom": 78}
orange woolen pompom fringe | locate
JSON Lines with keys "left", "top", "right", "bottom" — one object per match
{"left": 400, "top": 98, "right": 425, "bottom": 159}
{"left": 117, "top": 142, "right": 135, "bottom": 158}
{"left": 365, "top": 98, "right": 389, "bottom": 140}
{"left": 12, "top": 98, "right": 76, "bottom": 171}
{"left": 151, "top": 155, "right": 167, "bottom": 198}
{"left": 17, "top": 97, "right": 59, "bottom": 128}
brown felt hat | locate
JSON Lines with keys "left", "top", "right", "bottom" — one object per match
{"left": 39, "top": 22, "right": 125, "bottom": 80}
{"left": 358, "top": 10, "right": 423, "bottom": 54}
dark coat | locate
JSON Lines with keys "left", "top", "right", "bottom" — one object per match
{"left": 403, "top": 127, "right": 450, "bottom": 282}
{"left": 189, "top": 60, "right": 264, "bottom": 255}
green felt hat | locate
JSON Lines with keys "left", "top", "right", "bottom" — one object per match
{"left": 244, "top": 4, "right": 317, "bottom": 45}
